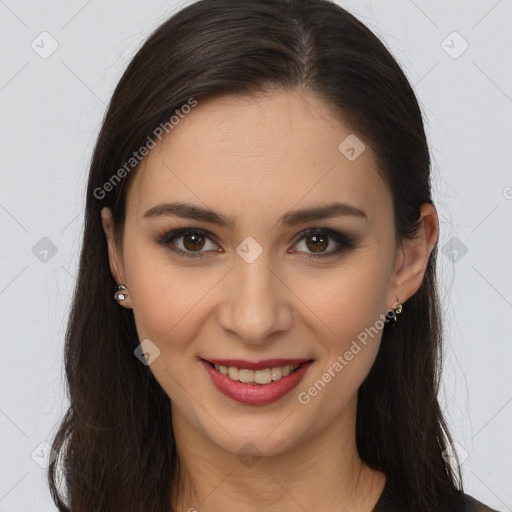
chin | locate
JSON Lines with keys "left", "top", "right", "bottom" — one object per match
{"left": 198, "top": 413, "right": 309, "bottom": 460}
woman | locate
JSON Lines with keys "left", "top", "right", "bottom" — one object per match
{"left": 47, "top": 0, "right": 499, "bottom": 510}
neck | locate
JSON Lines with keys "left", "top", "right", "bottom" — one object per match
{"left": 170, "top": 395, "right": 386, "bottom": 512}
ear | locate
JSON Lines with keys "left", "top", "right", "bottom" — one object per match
{"left": 100, "top": 206, "right": 132, "bottom": 309}
{"left": 388, "top": 202, "right": 439, "bottom": 307}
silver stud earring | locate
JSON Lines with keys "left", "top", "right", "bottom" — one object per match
{"left": 114, "top": 284, "right": 128, "bottom": 302}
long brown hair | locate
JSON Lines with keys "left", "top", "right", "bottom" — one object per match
{"left": 48, "top": 1, "right": 462, "bottom": 510}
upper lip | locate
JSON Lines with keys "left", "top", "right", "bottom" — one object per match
{"left": 202, "top": 358, "right": 312, "bottom": 370}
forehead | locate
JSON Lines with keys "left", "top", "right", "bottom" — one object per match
{"left": 126, "top": 90, "right": 391, "bottom": 228}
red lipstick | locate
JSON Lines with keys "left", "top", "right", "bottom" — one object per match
{"left": 201, "top": 358, "right": 314, "bottom": 405}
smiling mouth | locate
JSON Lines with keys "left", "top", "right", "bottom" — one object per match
{"left": 203, "top": 360, "right": 311, "bottom": 386}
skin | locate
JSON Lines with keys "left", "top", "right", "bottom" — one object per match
{"left": 101, "top": 90, "right": 439, "bottom": 511}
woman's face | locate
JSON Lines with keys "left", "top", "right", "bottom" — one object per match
{"left": 102, "top": 90, "right": 431, "bottom": 458}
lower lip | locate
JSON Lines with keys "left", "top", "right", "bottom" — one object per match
{"left": 201, "top": 359, "right": 314, "bottom": 405}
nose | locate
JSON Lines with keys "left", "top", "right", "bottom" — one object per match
{"left": 215, "top": 253, "right": 293, "bottom": 345}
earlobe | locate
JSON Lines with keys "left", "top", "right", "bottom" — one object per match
{"left": 100, "top": 207, "right": 133, "bottom": 309}
{"left": 389, "top": 203, "right": 439, "bottom": 305}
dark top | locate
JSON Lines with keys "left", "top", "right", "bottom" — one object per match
{"left": 372, "top": 477, "right": 500, "bottom": 512}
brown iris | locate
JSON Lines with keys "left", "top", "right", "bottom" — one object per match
{"left": 305, "top": 234, "right": 329, "bottom": 253}
{"left": 183, "top": 233, "right": 206, "bottom": 251}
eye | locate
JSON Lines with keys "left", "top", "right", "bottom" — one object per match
{"left": 156, "top": 227, "right": 355, "bottom": 260}
{"left": 290, "top": 228, "right": 356, "bottom": 261}
{"left": 157, "top": 228, "right": 220, "bottom": 258}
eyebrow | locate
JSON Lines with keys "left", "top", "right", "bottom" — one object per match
{"left": 142, "top": 201, "right": 368, "bottom": 228}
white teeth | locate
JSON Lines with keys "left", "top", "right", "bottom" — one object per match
{"left": 254, "top": 368, "right": 271, "bottom": 384}
{"left": 238, "top": 369, "right": 254, "bottom": 383}
{"left": 213, "top": 363, "right": 301, "bottom": 385}
{"left": 219, "top": 365, "right": 228, "bottom": 375}
{"left": 271, "top": 367, "right": 282, "bottom": 380}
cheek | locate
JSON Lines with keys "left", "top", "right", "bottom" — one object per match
{"left": 123, "top": 240, "right": 205, "bottom": 348}
{"left": 129, "top": 268, "right": 208, "bottom": 348}
{"left": 125, "top": 252, "right": 211, "bottom": 404}
{"left": 292, "top": 255, "right": 391, "bottom": 395}
{"left": 294, "top": 255, "right": 390, "bottom": 342}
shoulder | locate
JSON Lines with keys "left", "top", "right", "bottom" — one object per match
{"left": 462, "top": 493, "right": 501, "bottom": 512}
{"left": 372, "top": 477, "right": 501, "bottom": 512}
{"left": 372, "top": 480, "right": 501, "bottom": 512}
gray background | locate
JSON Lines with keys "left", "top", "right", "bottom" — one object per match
{"left": 0, "top": 0, "right": 511, "bottom": 510}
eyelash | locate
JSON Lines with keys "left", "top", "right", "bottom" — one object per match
{"left": 156, "top": 227, "right": 356, "bottom": 261}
